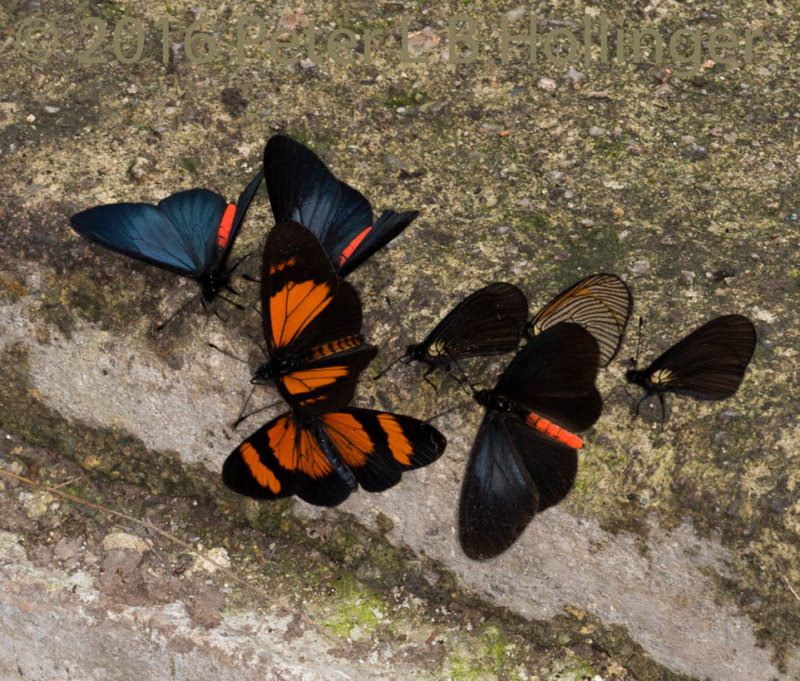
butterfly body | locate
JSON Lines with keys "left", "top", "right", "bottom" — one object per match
{"left": 459, "top": 323, "right": 602, "bottom": 560}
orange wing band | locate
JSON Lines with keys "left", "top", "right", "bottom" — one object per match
{"left": 270, "top": 280, "right": 332, "bottom": 348}
{"left": 240, "top": 442, "right": 281, "bottom": 493}
{"left": 377, "top": 414, "right": 413, "bottom": 465}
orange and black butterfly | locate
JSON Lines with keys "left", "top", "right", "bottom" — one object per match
{"left": 264, "top": 135, "right": 418, "bottom": 276}
{"left": 223, "top": 221, "right": 446, "bottom": 505}
{"left": 626, "top": 314, "right": 756, "bottom": 416}
{"left": 459, "top": 323, "right": 602, "bottom": 560}
{"left": 223, "top": 408, "right": 446, "bottom": 506}
{"left": 388, "top": 283, "right": 528, "bottom": 384}
{"left": 252, "top": 220, "right": 378, "bottom": 412}
{"left": 527, "top": 273, "right": 633, "bottom": 367}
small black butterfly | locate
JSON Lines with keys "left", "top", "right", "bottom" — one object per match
{"left": 626, "top": 314, "right": 757, "bottom": 417}
{"left": 400, "top": 282, "right": 528, "bottom": 385}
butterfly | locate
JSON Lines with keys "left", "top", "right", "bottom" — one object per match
{"left": 263, "top": 134, "right": 418, "bottom": 276}
{"left": 377, "top": 283, "right": 528, "bottom": 386}
{"left": 223, "top": 221, "right": 446, "bottom": 505}
{"left": 223, "top": 407, "right": 446, "bottom": 506}
{"left": 626, "top": 314, "right": 757, "bottom": 417}
{"left": 70, "top": 170, "right": 263, "bottom": 308}
{"left": 250, "top": 220, "right": 378, "bottom": 414}
{"left": 527, "top": 273, "right": 632, "bottom": 367}
{"left": 458, "top": 322, "right": 602, "bottom": 560}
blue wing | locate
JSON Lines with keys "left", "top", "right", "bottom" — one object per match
{"left": 70, "top": 189, "right": 228, "bottom": 277}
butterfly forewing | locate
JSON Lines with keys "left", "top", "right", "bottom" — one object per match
{"left": 224, "top": 409, "right": 447, "bottom": 507}
{"left": 458, "top": 412, "right": 541, "bottom": 561}
{"left": 497, "top": 323, "right": 603, "bottom": 432}
{"left": 638, "top": 314, "right": 757, "bottom": 399}
{"left": 415, "top": 283, "right": 528, "bottom": 362}
{"left": 529, "top": 274, "right": 632, "bottom": 367}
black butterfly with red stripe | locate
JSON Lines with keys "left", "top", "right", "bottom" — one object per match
{"left": 70, "top": 170, "right": 263, "bottom": 306}
{"left": 264, "top": 134, "right": 418, "bottom": 275}
{"left": 223, "top": 220, "right": 447, "bottom": 505}
{"left": 459, "top": 323, "right": 602, "bottom": 560}
{"left": 626, "top": 314, "right": 756, "bottom": 416}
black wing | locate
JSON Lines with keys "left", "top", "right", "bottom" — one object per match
{"left": 263, "top": 134, "right": 416, "bottom": 274}
{"left": 458, "top": 411, "right": 578, "bottom": 560}
{"left": 411, "top": 283, "right": 528, "bottom": 363}
{"left": 497, "top": 323, "right": 603, "bottom": 433}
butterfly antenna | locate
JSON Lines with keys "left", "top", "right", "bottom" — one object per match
{"left": 631, "top": 316, "right": 644, "bottom": 369}
{"left": 371, "top": 353, "right": 406, "bottom": 381}
{"left": 208, "top": 342, "right": 248, "bottom": 364}
{"left": 217, "top": 294, "right": 244, "bottom": 311}
{"left": 426, "top": 399, "right": 474, "bottom": 424}
{"left": 156, "top": 293, "right": 202, "bottom": 331}
{"left": 227, "top": 249, "right": 256, "bottom": 275}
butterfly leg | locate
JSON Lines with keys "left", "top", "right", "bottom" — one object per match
{"left": 423, "top": 365, "right": 440, "bottom": 391}
{"left": 217, "top": 294, "right": 245, "bottom": 311}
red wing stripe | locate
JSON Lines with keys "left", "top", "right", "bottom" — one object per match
{"left": 216, "top": 203, "right": 237, "bottom": 248}
{"left": 525, "top": 412, "right": 583, "bottom": 449}
{"left": 337, "top": 226, "right": 372, "bottom": 267}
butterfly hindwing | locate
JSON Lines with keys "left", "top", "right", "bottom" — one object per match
{"left": 458, "top": 412, "right": 540, "bottom": 561}
{"left": 634, "top": 314, "right": 757, "bottom": 399}
{"left": 278, "top": 344, "right": 378, "bottom": 414}
{"left": 528, "top": 273, "right": 633, "bottom": 367}
{"left": 224, "top": 409, "right": 447, "bottom": 507}
{"left": 263, "top": 134, "right": 417, "bottom": 274}
{"left": 319, "top": 409, "right": 446, "bottom": 492}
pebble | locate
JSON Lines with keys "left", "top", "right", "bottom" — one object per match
{"left": 103, "top": 532, "right": 150, "bottom": 553}
{"left": 631, "top": 260, "right": 651, "bottom": 277}
{"left": 537, "top": 77, "right": 557, "bottom": 92}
